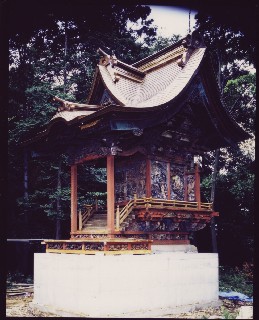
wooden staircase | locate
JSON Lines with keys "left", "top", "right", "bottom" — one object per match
{"left": 82, "top": 211, "right": 107, "bottom": 231}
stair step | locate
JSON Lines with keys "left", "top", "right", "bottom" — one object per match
{"left": 84, "top": 228, "right": 107, "bottom": 231}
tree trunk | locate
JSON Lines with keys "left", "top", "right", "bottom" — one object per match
{"left": 23, "top": 149, "right": 29, "bottom": 227}
{"left": 63, "top": 20, "right": 68, "bottom": 94}
{"left": 210, "top": 148, "right": 220, "bottom": 253}
{"left": 55, "top": 158, "right": 62, "bottom": 240}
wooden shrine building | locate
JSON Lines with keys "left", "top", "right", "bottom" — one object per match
{"left": 22, "top": 31, "right": 249, "bottom": 254}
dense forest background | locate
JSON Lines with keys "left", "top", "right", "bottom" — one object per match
{"left": 4, "top": 1, "right": 256, "bottom": 268}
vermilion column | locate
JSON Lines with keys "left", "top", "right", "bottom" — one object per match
{"left": 107, "top": 155, "right": 115, "bottom": 235}
{"left": 71, "top": 164, "right": 78, "bottom": 233}
{"left": 194, "top": 163, "right": 201, "bottom": 209}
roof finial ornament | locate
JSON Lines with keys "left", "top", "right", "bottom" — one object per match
{"left": 110, "top": 50, "right": 118, "bottom": 68}
{"left": 97, "top": 48, "right": 120, "bottom": 82}
{"left": 188, "top": 9, "right": 191, "bottom": 34}
{"left": 97, "top": 48, "right": 118, "bottom": 68}
{"left": 177, "top": 29, "right": 205, "bottom": 68}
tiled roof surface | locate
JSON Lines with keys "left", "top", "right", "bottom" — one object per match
{"left": 135, "top": 48, "right": 206, "bottom": 108}
{"left": 99, "top": 47, "right": 206, "bottom": 108}
{"left": 52, "top": 42, "right": 206, "bottom": 122}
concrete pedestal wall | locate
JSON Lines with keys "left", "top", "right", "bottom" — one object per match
{"left": 33, "top": 252, "right": 219, "bottom": 317}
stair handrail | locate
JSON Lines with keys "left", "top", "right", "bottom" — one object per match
{"left": 79, "top": 204, "right": 96, "bottom": 231}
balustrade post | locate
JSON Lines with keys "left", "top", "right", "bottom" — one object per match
{"left": 95, "top": 197, "right": 98, "bottom": 211}
{"left": 116, "top": 205, "right": 120, "bottom": 230}
{"left": 79, "top": 209, "right": 82, "bottom": 231}
{"left": 195, "top": 163, "right": 201, "bottom": 210}
{"left": 71, "top": 164, "right": 78, "bottom": 233}
{"left": 107, "top": 155, "right": 115, "bottom": 235}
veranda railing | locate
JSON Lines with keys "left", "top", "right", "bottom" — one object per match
{"left": 116, "top": 196, "right": 213, "bottom": 230}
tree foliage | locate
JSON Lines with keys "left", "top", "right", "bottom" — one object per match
{"left": 8, "top": 3, "right": 157, "bottom": 239}
{"left": 195, "top": 11, "right": 255, "bottom": 265}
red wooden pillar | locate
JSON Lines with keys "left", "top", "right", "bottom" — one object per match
{"left": 107, "top": 155, "right": 115, "bottom": 235}
{"left": 146, "top": 158, "right": 151, "bottom": 197}
{"left": 167, "top": 162, "right": 171, "bottom": 199}
{"left": 194, "top": 163, "right": 201, "bottom": 209}
{"left": 71, "top": 164, "right": 78, "bottom": 233}
{"left": 184, "top": 167, "right": 188, "bottom": 201}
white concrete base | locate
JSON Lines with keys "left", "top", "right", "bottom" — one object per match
{"left": 151, "top": 244, "right": 198, "bottom": 253}
{"left": 33, "top": 252, "right": 220, "bottom": 318}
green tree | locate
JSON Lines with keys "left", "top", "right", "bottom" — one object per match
{"left": 195, "top": 11, "right": 255, "bottom": 265}
{"left": 8, "top": 4, "right": 157, "bottom": 239}
{"left": 200, "top": 72, "right": 255, "bottom": 265}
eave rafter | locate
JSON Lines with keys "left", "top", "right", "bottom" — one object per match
{"left": 53, "top": 96, "right": 103, "bottom": 112}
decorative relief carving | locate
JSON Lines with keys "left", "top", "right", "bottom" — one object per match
{"left": 100, "top": 89, "right": 116, "bottom": 106}
{"left": 124, "top": 216, "right": 209, "bottom": 233}
{"left": 65, "top": 243, "right": 82, "bottom": 250}
{"left": 187, "top": 174, "right": 195, "bottom": 201}
{"left": 170, "top": 164, "right": 184, "bottom": 200}
{"left": 108, "top": 244, "right": 128, "bottom": 251}
{"left": 114, "top": 234, "right": 123, "bottom": 238}
{"left": 48, "top": 243, "right": 63, "bottom": 250}
{"left": 149, "top": 233, "right": 187, "bottom": 240}
{"left": 151, "top": 160, "right": 167, "bottom": 199}
{"left": 125, "top": 234, "right": 149, "bottom": 239}
{"left": 72, "top": 234, "right": 107, "bottom": 239}
{"left": 115, "top": 158, "right": 146, "bottom": 202}
{"left": 84, "top": 243, "right": 104, "bottom": 251}
{"left": 69, "top": 142, "right": 110, "bottom": 164}
{"left": 131, "top": 243, "right": 149, "bottom": 250}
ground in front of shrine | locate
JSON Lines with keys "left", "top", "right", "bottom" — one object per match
{"left": 6, "top": 293, "right": 252, "bottom": 318}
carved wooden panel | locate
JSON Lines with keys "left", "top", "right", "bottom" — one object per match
{"left": 151, "top": 160, "right": 167, "bottom": 199}
{"left": 170, "top": 164, "right": 184, "bottom": 200}
{"left": 115, "top": 158, "right": 146, "bottom": 202}
{"left": 126, "top": 217, "right": 208, "bottom": 233}
{"left": 187, "top": 174, "right": 195, "bottom": 201}
{"left": 99, "top": 89, "right": 116, "bottom": 106}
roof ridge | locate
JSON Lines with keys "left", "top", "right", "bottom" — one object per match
{"left": 116, "top": 60, "right": 146, "bottom": 77}
{"left": 132, "top": 37, "right": 185, "bottom": 68}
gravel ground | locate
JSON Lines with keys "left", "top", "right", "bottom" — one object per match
{"left": 6, "top": 293, "right": 252, "bottom": 318}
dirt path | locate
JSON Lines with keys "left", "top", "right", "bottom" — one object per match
{"left": 6, "top": 294, "right": 58, "bottom": 317}
{"left": 6, "top": 294, "right": 252, "bottom": 318}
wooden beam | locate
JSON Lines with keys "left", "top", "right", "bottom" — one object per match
{"left": 167, "top": 162, "right": 171, "bottom": 200}
{"left": 107, "top": 155, "right": 115, "bottom": 235}
{"left": 194, "top": 163, "right": 201, "bottom": 209}
{"left": 146, "top": 159, "right": 151, "bottom": 197}
{"left": 71, "top": 164, "right": 78, "bottom": 233}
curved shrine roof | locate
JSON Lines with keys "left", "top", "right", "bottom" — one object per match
{"left": 51, "top": 36, "right": 205, "bottom": 122}
{"left": 23, "top": 31, "right": 250, "bottom": 149}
